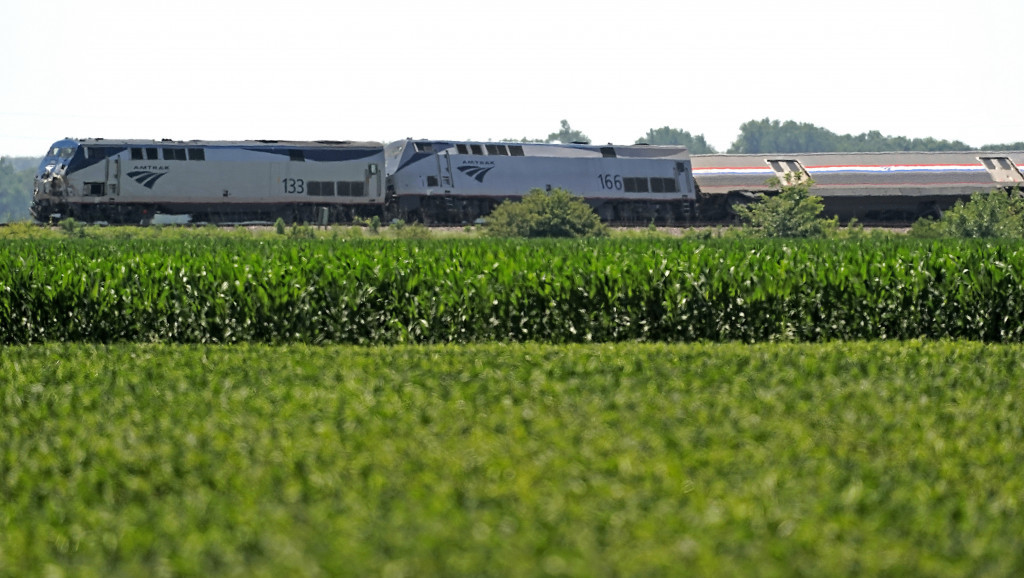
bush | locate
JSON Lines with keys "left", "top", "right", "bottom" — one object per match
{"left": 59, "top": 217, "right": 87, "bottom": 238}
{"left": 733, "top": 175, "right": 837, "bottom": 238}
{"left": 910, "top": 189, "right": 1024, "bottom": 238}
{"left": 288, "top": 223, "right": 316, "bottom": 239}
{"left": 485, "top": 188, "right": 607, "bottom": 238}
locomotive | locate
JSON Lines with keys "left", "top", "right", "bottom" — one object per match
{"left": 384, "top": 138, "right": 695, "bottom": 224}
{"left": 30, "top": 137, "right": 1024, "bottom": 225}
{"left": 31, "top": 138, "right": 386, "bottom": 224}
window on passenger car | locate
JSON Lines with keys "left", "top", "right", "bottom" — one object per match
{"left": 188, "top": 148, "right": 205, "bottom": 161}
{"left": 978, "top": 156, "right": 1024, "bottom": 183}
{"left": 766, "top": 159, "right": 808, "bottom": 182}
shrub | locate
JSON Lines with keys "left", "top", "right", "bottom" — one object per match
{"left": 390, "top": 222, "right": 432, "bottom": 240}
{"left": 910, "top": 189, "right": 1024, "bottom": 238}
{"left": 274, "top": 217, "right": 286, "bottom": 235}
{"left": 59, "top": 217, "right": 87, "bottom": 238}
{"left": 485, "top": 188, "right": 607, "bottom": 238}
{"left": 734, "top": 175, "right": 837, "bottom": 238}
{"left": 288, "top": 223, "right": 316, "bottom": 239}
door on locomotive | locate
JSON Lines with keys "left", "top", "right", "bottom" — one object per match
{"left": 413, "top": 142, "right": 453, "bottom": 192}
{"left": 367, "top": 162, "right": 382, "bottom": 197}
{"left": 83, "top": 147, "right": 121, "bottom": 198}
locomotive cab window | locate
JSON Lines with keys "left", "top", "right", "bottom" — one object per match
{"left": 131, "top": 148, "right": 144, "bottom": 160}
{"left": 414, "top": 142, "right": 434, "bottom": 153}
{"left": 188, "top": 148, "right": 205, "bottom": 161}
{"left": 509, "top": 145, "right": 525, "bottom": 157}
{"left": 289, "top": 150, "right": 305, "bottom": 162}
{"left": 601, "top": 147, "right": 616, "bottom": 158}
{"left": 470, "top": 144, "right": 483, "bottom": 155}
{"left": 486, "top": 144, "right": 509, "bottom": 156}
{"left": 146, "top": 148, "right": 159, "bottom": 160}
{"left": 457, "top": 144, "right": 469, "bottom": 154}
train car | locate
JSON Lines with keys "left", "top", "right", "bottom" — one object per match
{"left": 31, "top": 138, "right": 386, "bottom": 224}
{"left": 691, "top": 151, "right": 1024, "bottom": 222}
{"left": 385, "top": 139, "right": 696, "bottom": 223}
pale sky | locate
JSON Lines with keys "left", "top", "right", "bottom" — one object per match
{"left": 2, "top": 0, "right": 1021, "bottom": 158}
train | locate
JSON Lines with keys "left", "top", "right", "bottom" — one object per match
{"left": 692, "top": 151, "right": 1024, "bottom": 222}
{"left": 30, "top": 137, "right": 1024, "bottom": 225}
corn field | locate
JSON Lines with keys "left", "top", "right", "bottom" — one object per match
{"left": 3, "top": 237, "right": 1024, "bottom": 344}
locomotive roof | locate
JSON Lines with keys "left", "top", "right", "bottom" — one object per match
{"left": 387, "top": 138, "right": 690, "bottom": 159}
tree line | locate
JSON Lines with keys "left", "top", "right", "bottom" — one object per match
{"left": 517, "top": 118, "right": 1022, "bottom": 155}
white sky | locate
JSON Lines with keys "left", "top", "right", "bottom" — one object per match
{"left": 2, "top": 0, "right": 1021, "bottom": 157}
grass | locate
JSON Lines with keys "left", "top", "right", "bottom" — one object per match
{"left": 2, "top": 341, "right": 1022, "bottom": 576}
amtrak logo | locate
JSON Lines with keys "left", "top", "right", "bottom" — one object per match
{"left": 457, "top": 165, "right": 494, "bottom": 183}
{"left": 127, "top": 170, "right": 169, "bottom": 189}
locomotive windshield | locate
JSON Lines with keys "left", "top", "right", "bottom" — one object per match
{"left": 48, "top": 145, "right": 75, "bottom": 159}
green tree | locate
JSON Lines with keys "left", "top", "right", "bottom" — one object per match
{"left": 546, "top": 120, "right": 589, "bottom": 144}
{"left": 727, "top": 118, "right": 973, "bottom": 154}
{"left": 485, "top": 188, "right": 607, "bottom": 238}
{"left": 733, "top": 175, "right": 837, "bottom": 237}
{"left": 980, "top": 142, "right": 1024, "bottom": 151}
{"left": 909, "top": 190, "right": 1024, "bottom": 238}
{"left": 0, "top": 157, "right": 35, "bottom": 222}
{"left": 635, "top": 127, "right": 718, "bottom": 153}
